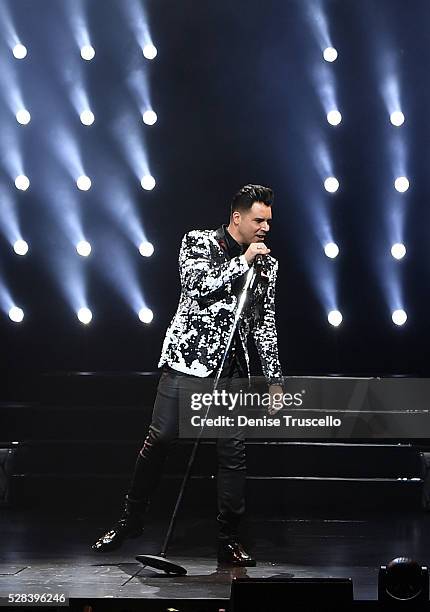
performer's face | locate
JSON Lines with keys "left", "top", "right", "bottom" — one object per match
{"left": 233, "top": 202, "right": 272, "bottom": 245}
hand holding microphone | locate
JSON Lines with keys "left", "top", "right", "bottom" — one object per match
{"left": 244, "top": 242, "right": 270, "bottom": 266}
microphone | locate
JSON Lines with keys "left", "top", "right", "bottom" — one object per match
{"left": 254, "top": 254, "right": 264, "bottom": 268}
{"left": 249, "top": 253, "right": 264, "bottom": 292}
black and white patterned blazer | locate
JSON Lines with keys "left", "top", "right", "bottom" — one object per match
{"left": 158, "top": 227, "right": 283, "bottom": 385}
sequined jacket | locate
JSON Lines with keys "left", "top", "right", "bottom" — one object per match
{"left": 158, "top": 227, "right": 283, "bottom": 384}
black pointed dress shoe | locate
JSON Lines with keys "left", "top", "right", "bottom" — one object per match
{"left": 91, "top": 517, "right": 144, "bottom": 552}
{"left": 217, "top": 539, "right": 256, "bottom": 567}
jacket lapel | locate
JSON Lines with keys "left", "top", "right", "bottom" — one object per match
{"left": 213, "top": 226, "right": 230, "bottom": 262}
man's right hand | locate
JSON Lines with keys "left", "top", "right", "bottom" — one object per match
{"left": 244, "top": 243, "right": 271, "bottom": 265}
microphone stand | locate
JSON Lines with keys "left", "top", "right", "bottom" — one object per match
{"left": 136, "top": 262, "right": 259, "bottom": 576}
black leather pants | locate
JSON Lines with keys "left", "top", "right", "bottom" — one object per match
{"left": 128, "top": 356, "right": 246, "bottom": 540}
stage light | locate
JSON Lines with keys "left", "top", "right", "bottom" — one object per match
{"left": 80, "top": 110, "right": 95, "bottom": 126}
{"left": 13, "top": 44, "right": 27, "bottom": 59}
{"left": 9, "top": 306, "right": 24, "bottom": 323}
{"left": 139, "top": 307, "right": 153, "bottom": 323}
{"left": 13, "top": 240, "right": 29, "bottom": 256}
{"left": 15, "top": 175, "right": 30, "bottom": 191}
{"left": 391, "top": 243, "right": 406, "bottom": 260}
{"left": 143, "top": 44, "right": 157, "bottom": 60}
{"left": 390, "top": 111, "right": 405, "bottom": 127}
{"left": 81, "top": 45, "right": 95, "bottom": 61}
{"left": 394, "top": 177, "right": 409, "bottom": 193}
{"left": 139, "top": 241, "right": 154, "bottom": 257}
{"left": 141, "top": 175, "right": 156, "bottom": 191}
{"left": 77, "top": 175, "right": 92, "bottom": 191}
{"left": 16, "top": 109, "right": 31, "bottom": 125}
{"left": 324, "top": 242, "right": 339, "bottom": 258}
{"left": 392, "top": 309, "right": 407, "bottom": 326}
{"left": 76, "top": 241, "right": 91, "bottom": 257}
{"left": 324, "top": 177, "right": 339, "bottom": 193}
{"left": 142, "top": 110, "right": 157, "bottom": 126}
{"left": 77, "top": 307, "right": 92, "bottom": 324}
{"left": 379, "top": 558, "right": 429, "bottom": 605}
{"left": 328, "top": 310, "right": 342, "bottom": 327}
{"left": 323, "top": 47, "right": 338, "bottom": 62}
{"left": 327, "top": 110, "right": 342, "bottom": 126}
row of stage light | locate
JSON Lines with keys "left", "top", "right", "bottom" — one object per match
{"left": 15, "top": 109, "right": 157, "bottom": 127}
{"left": 15, "top": 108, "right": 157, "bottom": 127}
{"left": 327, "top": 309, "right": 407, "bottom": 328}
{"left": 5, "top": 305, "right": 407, "bottom": 327}
{"left": 7, "top": 238, "right": 407, "bottom": 261}
{"left": 12, "top": 173, "right": 410, "bottom": 194}
{"left": 8, "top": 305, "right": 154, "bottom": 325}
{"left": 10, "top": 239, "right": 154, "bottom": 257}
{"left": 324, "top": 175, "right": 409, "bottom": 193}
{"left": 13, "top": 174, "right": 156, "bottom": 192}
{"left": 12, "top": 174, "right": 410, "bottom": 194}
{"left": 12, "top": 41, "right": 158, "bottom": 61}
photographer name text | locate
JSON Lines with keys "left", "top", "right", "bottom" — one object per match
{"left": 190, "top": 415, "right": 342, "bottom": 428}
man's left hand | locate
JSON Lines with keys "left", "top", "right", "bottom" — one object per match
{"left": 267, "top": 384, "right": 284, "bottom": 416}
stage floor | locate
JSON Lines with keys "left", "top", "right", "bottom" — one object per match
{"left": 1, "top": 508, "right": 430, "bottom": 604}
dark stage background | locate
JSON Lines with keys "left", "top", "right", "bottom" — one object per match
{"left": 1, "top": 0, "right": 430, "bottom": 378}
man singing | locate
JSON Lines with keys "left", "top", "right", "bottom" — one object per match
{"left": 92, "top": 184, "right": 283, "bottom": 566}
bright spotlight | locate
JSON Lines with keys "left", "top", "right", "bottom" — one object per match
{"left": 76, "top": 240, "right": 92, "bottom": 257}
{"left": 143, "top": 44, "right": 157, "bottom": 60}
{"left": 13, "top": 44, "right": 27, "bottom": 59}
{"left": 77, "top": 175, "right": 92, "bottom": 191}
{"left": 323, "top": 47, "right": 338, "bottom": 62}
{"left": 13, "top": 240, "right": 29, "bottom": 256}
{"left": 9, "top": 306, "right": 24, "bottom": 323}
{"left": 142, "top": 110, "right": 158, "bottom": 126}
{"left": 391, "top": 243, "right": 406, "bottom": 260}
{"left": 139, "top": 241, "right": 154, "bottom": 257}
{"left": 81, "top": 45, "right": 95, "bottom": 61}
{"left": 394, "top": 177, "right": 409, "bottom": 193}
{"left": 324, "top": 177, "right": 339, "bottom": 193}
{"left": 324, "top": 242, "right": 339, "bottom": 258}
{"left": 16, "top": 109, "right": 31, "bottom": 125}
{"left": 80, "top": 110, "right": 95, "bottom": 126}
{"left": 141, "top": 175, "right": 156, "bottom": 191}
{"left": 139, "top": 307, "right": 153, "bottom": 323}
{"left": 390, "top": 111, "right": 405, "bottom": 127}
{"left": 392, "top": 309, "right": 407, "bottom": 326}
{"left": 328, "top": 310, "right": 342, "bottom": 327}
{"left": 15, "top": 175, "right": 30, "bottom": 191}
{"left": 77, "top": 307, "right": 92, "bottom": 324}
{"left": 327, "top": 110, "right": 342, "bottom": 126}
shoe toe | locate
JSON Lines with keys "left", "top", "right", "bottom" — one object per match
{"left": 91, "top": 529, "right": 119, "bottom": 552}
{"left": 217, "top": 541, "right": 256, "bottom": 567}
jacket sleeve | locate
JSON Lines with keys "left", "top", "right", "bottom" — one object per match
{"left": 252, "top": 260, "right": 284, "bottom": 385}
{"left": 179, "top": 231, "right": 249, "bottom": 299}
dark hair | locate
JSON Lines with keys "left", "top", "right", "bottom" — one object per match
{"left": 230, "top": 184, "right": 274, "bottom": 215}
